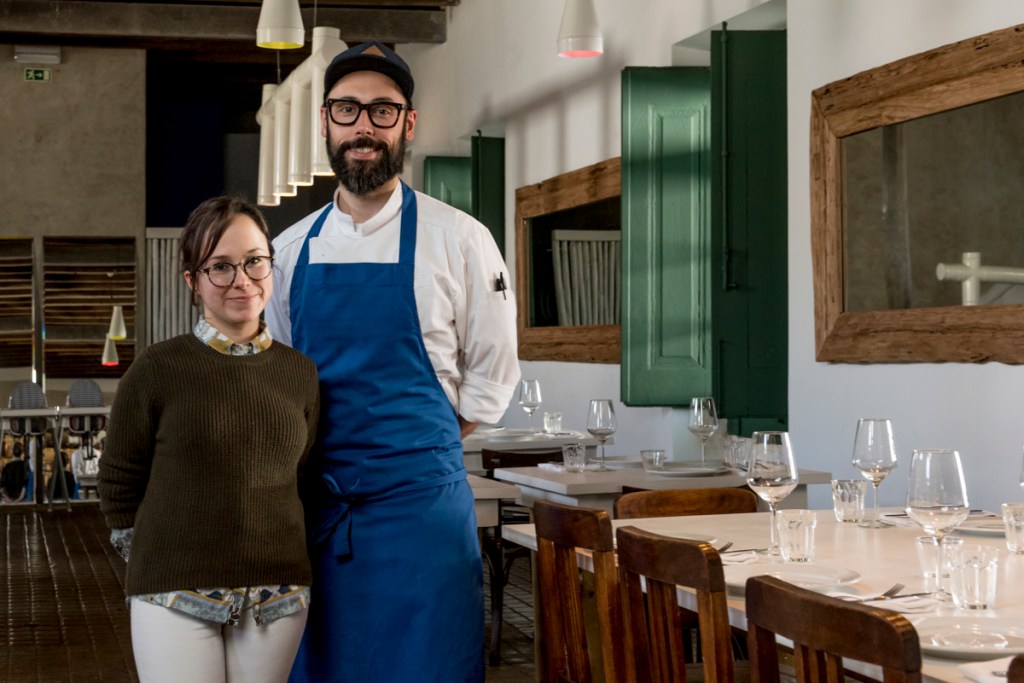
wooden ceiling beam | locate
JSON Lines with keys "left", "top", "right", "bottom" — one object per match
{"left": 0, "top": 1, "right": 447, "bottom": 46}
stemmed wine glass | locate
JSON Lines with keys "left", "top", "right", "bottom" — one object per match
{"left": 746, "top": 431, "right": 798, "bottom": 556}
{"left": 587, "top": 399, "right": 616, "bottom": 472}
{"left": 906, "top": 449, "right": 969, "bottom": 596}
{"left": 688, "top": 397, "right": 719, "bottom": 465}
{"left": 517, "top": 379, "right": 542, "bottom": 433}
{"left": 851, "top": 418, "right": 898, "bottom": 528}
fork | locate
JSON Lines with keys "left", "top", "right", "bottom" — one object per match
{"left": 848, "top": 583, "right": 905, "bottom": 602}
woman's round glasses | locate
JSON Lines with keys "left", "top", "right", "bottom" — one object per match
{"left": 197, "top": 256, "right": 273, "bottom": 287}
{"left": 324, "top": 98, "right": 410, "bottom": 128}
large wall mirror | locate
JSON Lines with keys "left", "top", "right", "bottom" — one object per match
{"left": 515, "top": 158, "right": 621, "bottom": 363}
{"left": 811, "top": 22, "right": 1024, "bottom": 363}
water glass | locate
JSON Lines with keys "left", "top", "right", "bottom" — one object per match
{"left": 562, "top": 443, "right": 586, "bottom": 473}
{"left": 640, "top": 449, "right": 666, "bottom": 472}
{"left": 947, "top": 544, "right": 999, "bottom": 610}
{"left": 1002, "top": 503, "right": 1024, "bottom": 554}
{"left": 543, "top": 411, "right": 563, "bottom": 434}
{"left": 915, "top": 535, "right": 964, "bottom": 584}
{"left": 777, "top": 509, "right": 817, "bottom": 562}
{"left": 831, "top": 479, "right": 868, "bottom": 523}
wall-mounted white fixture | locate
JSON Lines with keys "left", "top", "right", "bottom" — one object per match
{"left": 557, "top": 0, "right": 603, "bottom": 58}
{"left": 256, "top": 84, "right": 280, "bottom": 206}
{"left": 14, "top": 45, "right": 62, "bottom": 65}
{"left": 256, "top": 0, "right": 305, "bottom": 49}
{"left": 273, "top": 89, "right": 297, "bottom": 197}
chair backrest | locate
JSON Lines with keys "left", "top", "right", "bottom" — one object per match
{"left": 1009, "top": 654, "right": 1024, "bottom": 683}
{"left": 66, "top": 379, "right": 104, "bottom": 408}
{"left": 616, "top": 525, "right": 734, "bottom": 683}
{"left": 9, "top": 380, "right": 47, "bottom": 410}
{"left": 746, "top": 575, "right": 922, "bottom": 683}
{"left": 614, "top": 487, "right": 758, "bottom": 519}
{"left": 480, "top": 448, "right": 562, "bottom": 476}
{"left": 534, "top": 500, "right": 624, "bottom": 683}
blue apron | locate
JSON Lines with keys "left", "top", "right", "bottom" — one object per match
{"left": 288, "top": 183, "right": 484, "bottom": 683}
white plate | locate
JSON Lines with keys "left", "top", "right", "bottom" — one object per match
{"left": 723, "top": 564, "right": 861, "bottom": 595}
{"left": 915, "top": 617, "right": 1024, "bottom": 660}
{"left": 650, "top": 463, "right": 730, "bottom": 477}
{"left": 957, "top": 517, "right": 1006, "bottom": 537}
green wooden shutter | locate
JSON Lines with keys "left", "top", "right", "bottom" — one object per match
{"left": 621, "top": 67, "right": 712, "bottom": 406}
{"left": 472, "top": 135, "right": 506, "bottom": 255}
{"left": 711, "top": 30, "right": 788, "bottom": 433}
{"left": 423, "top": 156, "right": 472, "bottom": 214}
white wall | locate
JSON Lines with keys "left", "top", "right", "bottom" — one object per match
{"left": 404, "top": 1, "right": 1024, "bottom": 512}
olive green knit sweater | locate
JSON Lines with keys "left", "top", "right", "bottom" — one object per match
{"left": 99, "top": 334, "right": 320, "bottom": 595}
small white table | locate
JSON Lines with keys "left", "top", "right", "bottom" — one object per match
{"left": 461, "top": 429, "right": 601, "bottom": 473}
{"left": 467, "top": 473, "right": 520, "bottom": 528}
{"left": 493, "top": 465, "right": 833, "bottom": 514}
{"left": 503, "top": 510, "right": 1024, "bottom": 683}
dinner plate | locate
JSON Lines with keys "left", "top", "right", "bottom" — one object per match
{"left": 956, "top": 517, "right": 1005, "bottom": 537}
{"left": 600, "top": 455, "right": 644, "bottom": 470}
{"left": 723, "top": 564, "right": 861, "bottom": 595}
{"left": 914, "top": 617, "right": 1024, "bottom": 660}
{"left": 650, "top": 463, "right": 730, "bottom": 477}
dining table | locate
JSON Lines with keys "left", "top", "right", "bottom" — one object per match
{"left": 503, "top": 508, "right": 1024, "bottom": 683}
{"left": 493, "top": 462, "right": 833, "bottom": 514}
{"left": 461, "top": 427, "right": 602, "bottom": 473}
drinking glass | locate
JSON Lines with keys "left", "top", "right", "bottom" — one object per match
{"left": 906, "top": 448, "right": 970, "bottom": 596}
{"left": 587, "top": 399, "right": 616, "bottom": 472}
{"left": 746, "top": 431, "right": 798, "bottom": 556}
{"left": 517, "top": 379, "right": 542, "bottom": 432}
{"left": 688, "top": 397, "right": 719, "bottom": 465}
{"left": 851, "top": 418, "right": 897, "bottom": 528}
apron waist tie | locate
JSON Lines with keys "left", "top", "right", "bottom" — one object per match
{"left": 311, "top": 469, "right": 466, "bottom": 558}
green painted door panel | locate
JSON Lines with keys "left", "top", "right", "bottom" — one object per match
{"left": 423, "top": 156, "right": 472, "bottom": 214}
{"left": 621, "top": 67, "right": 712, "bottom": 406}
{"left": 472, "top": 136, "right": 506, "bottom": 256}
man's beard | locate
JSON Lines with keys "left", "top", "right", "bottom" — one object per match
{"left": 328, "top": 134, "right": 406, "bottom": 195}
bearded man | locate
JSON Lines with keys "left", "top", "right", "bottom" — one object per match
{"left": 265, "top": 41, "right": 519, "bottom": 683}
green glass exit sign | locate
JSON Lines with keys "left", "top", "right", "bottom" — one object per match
{"left": 24, "top": 68, "right": 51, "bottom": 82}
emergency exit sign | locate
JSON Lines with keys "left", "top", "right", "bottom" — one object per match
{"left": 24, "top": 68, "right": 51, "bottom": 82}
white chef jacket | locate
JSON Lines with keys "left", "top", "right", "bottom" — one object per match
{"left": 265, "top": 184, "right": 521, "bottom": 425}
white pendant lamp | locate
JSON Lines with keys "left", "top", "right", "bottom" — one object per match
{"left": 557, "top": 0, "right": 603, "bottom": 58}
{"left": 107, "top": 305, "right": 127, "bottom": 341}
{"left": 101, "top": 335, "right": 119, "bottom": 367}
{"left": 256, "top": 0, "right": 305, "bottom": 50}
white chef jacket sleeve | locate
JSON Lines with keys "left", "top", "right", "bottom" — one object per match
{"left": 454, "top": 217, "right": 521, "bottom": 425}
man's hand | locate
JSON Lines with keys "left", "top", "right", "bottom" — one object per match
{"left": 458, "top": 416, "right": 479, "bottom": 439}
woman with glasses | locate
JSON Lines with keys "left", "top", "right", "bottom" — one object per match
{"left": 99, "top": 196, "right": 320, "bottom": 683}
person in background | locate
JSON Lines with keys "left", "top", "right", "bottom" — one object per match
{"left": 265, "top": 41, "right": 520, "bottom": 683}
{"left": 0, "top": 442, "right": 29, "bottom": 504}
{"left": 71, "top": 435, "right": 102, "bottom": 500}
{"left": 99, "top": 196, "right": 320, "bottom": 683}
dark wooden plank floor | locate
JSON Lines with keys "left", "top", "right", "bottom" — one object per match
{"left": 1, "top": 503, "right": 535, "bottom": 683}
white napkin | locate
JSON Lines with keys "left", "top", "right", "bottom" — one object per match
{"left": 720, "top": 551, "right": 759, "bottom": 565}
{"left": 824, "top": 592, "right": 942, "bottom": 614}
{"left": 537, "top": 462, "right": 602, "bottom": 472}
{"left": 959, "top": 655, "right": 1014, "bottom": 683}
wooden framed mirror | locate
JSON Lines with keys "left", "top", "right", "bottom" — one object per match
{"left": 515, "top": 158, "right": 621, "bottom": 363}
{"left": 811, "top": 22, "right": 1024, "bottom": 363}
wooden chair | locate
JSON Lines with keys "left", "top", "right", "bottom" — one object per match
{"left": 534, "top": 500, "right": 624, "bottom": 683}
{"left": 614, "top": 487, "right": 758, "bottom": 520}
{"left": 745, "top": 575, "right": 922, "bottom": 683}
{"left": 1008, "top": 654, "right": 1024, "bottom": 683}
{"left": 616, "top": 525, "right": 741, "bottom": 683}
{"left": 479, "top": 447, "right": 562, "bottom": 665}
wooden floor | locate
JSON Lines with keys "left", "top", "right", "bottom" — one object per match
{"left": 0, "top": 503, "right": 536, "bottom": 683}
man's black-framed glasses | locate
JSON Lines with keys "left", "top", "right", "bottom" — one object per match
{"left": 324, "top": 98, "right": 410, "bottom": 128}
{"left": 197, "top": 256, "right": 274, "bottom": 287}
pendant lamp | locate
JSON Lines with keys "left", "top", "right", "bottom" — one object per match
{"left": 107, "top": 305, "right": 127, "bottom": 341}
{"left": 101, "top": 335, "right": 119, "bottom": 367}
{"left": 256, "top": 0, "right": 305, "bottom": 50}
{"left": 557, "top": 0, "right": 603, "bottom": 58}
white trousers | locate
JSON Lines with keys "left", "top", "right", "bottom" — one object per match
{"left": 130, "top": 598, "right": 309, "bottom": 683}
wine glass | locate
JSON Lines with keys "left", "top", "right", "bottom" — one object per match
{"left": 906, "top": 449, "right": 969, "bottom": 596}
{"left": 587, "top": 399, "right": 616, "bottom": 472}
{"left": 517, "top": 379, "right": 542, "bottom": 432}
{"left": 746, "top": 431, "right": 798, "bottom": 556}
{"left": 688, "top": 397, "right": 719, "bottom": 465}
{"left": 851, "top": 418, "right": 898, "bottom": 528}
{"left": 1019, "top": 446, "right": 1024, "bottom": 491}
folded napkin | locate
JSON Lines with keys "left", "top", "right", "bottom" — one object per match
{"left": 537, "top": 462, "right": 602, "bottom": 472}
{"left": 825, "top": 592, "right": 942, "bottom": 614}
{"left": 959, "top": 655, "right": 1014, "bottom": 683}
{"left": 720, "top": 551, "right": 759, "bottom": 565}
